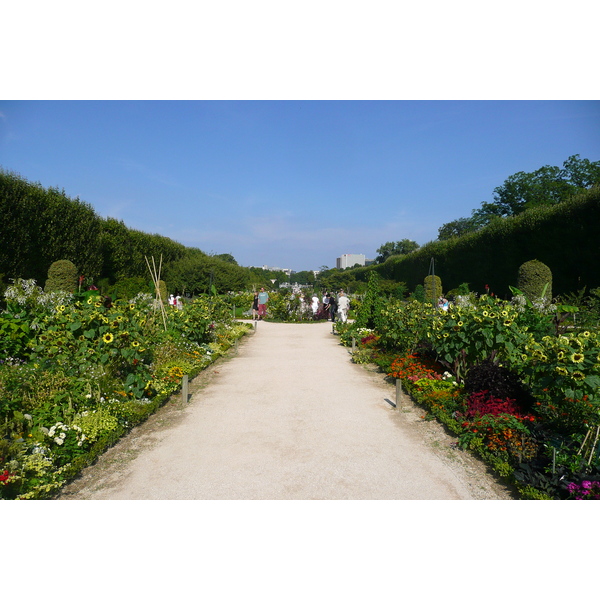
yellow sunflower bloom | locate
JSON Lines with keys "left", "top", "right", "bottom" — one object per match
{"left": 103, "top": 333, "right": 114, "bottom": 343}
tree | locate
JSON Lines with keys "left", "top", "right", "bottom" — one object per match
{"left": 437, "top": 217, "right": 479, "bottom": 241}
{"left": 482, "top": 154, "right": 600, "bottom": 219}
{"left": 436, "top": 155, "right": 600, "bottom": 240}
{"left": 212, "top": 253, "right": 238, "bottom": 265}
{"left": 375, "top": 239, "right": 420, "bottom": 263}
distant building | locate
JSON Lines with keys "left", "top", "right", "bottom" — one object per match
{"left": 336, "top": 253, "right": 366, "bottom": 269}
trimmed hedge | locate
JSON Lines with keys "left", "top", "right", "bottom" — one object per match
{"left": 372, "top": 186, "right": 600, "bottom": 298}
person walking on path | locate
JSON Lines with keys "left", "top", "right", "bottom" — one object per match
{"left": 337, "top": 290, "right": 350, "bottom": 323}
{"left": 252, "top": 292, "right": 259, "bottom": 320}
{"left": 311, "top": 293, "right": 319, "bottom": 316}
{"left": 257, "top": 288, "right": 269, "bottom": 319}
{"left": 327, "top": 292, "right": 338, "bottom": 322}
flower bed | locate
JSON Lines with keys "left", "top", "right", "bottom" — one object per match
{"left": 0, "top": 280, "right": 251, "bottom": 499}
{"left": 336, "top": 282, "right": 600, "bottom": 500}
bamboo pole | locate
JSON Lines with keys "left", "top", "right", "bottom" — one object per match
{"left": 145, "top": 254, "right": 168, "bottom": 331}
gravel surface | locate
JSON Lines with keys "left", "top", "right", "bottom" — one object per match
{"left": 59, "top": 321, "right": 516, "bottom": 500}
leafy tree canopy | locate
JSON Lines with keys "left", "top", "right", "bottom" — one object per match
{"left": 375, "top": 239, "right": 420, "bottom": 263}
{"left": 437, "top": 154, "right": 600, "bottom": 241}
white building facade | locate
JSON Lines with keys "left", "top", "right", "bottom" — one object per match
{"left": 336, "top": 253, "right": 366, "bottom": 269}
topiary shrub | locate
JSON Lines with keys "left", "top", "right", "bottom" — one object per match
{"left": 44, "top": 259, "right": 78, "bottom": 293}
{"left": 158, "top": 280, "right": 168, "bottom": 304}
{"left": 355, "top": 271, "right": 383, "bottom": 329}
{"left": 517, "top": 259, "right": 552, "bottom": 303}
{"left": 424, "top": 274, "right": 442, "bottom": 305}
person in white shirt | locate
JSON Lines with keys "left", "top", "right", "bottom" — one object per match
{"left": 337, "top": 291, "right": 350, "bottom": 323}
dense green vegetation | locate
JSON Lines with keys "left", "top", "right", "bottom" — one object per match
{"left": 0, "top": 170, "right": 284, "bottom": 299}
{"left": 335, "top": 273, "right": 600, "bottom": 499}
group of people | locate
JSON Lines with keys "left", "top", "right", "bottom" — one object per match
{"left": 251, "top": 288, "right": 350, "bottom": 322}
{"left": 168, "top": 294, "right": 183, "bottom": 309}
{"left": 312, "top": 291, "right": 350, "bottom": 322}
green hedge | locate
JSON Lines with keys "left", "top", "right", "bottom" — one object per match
{"left": 373, "top": 186, "right": 600, "bottom": 297}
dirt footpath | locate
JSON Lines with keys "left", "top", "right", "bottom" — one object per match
{"left": 59, "top": 321, "right": 515, "bottom": 500}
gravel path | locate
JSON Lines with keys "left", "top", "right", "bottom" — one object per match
{"left": 59, "top": 321, "right": 514, "bottom": 500}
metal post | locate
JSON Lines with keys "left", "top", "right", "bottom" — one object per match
{"left": 182, "top": 374, "right": 189, "bottom": 403}
{"left": 395, "top": 378, "right": 401, "bottom": 410}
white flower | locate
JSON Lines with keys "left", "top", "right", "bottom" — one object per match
{"left": 59, "top": 432, "right": 66, "bottom": 439}
{"left": 24, "top": 414, "right": 32, "bottom": 420}
{"left": 54, "top": 437, "right": 64, "bottom": 445}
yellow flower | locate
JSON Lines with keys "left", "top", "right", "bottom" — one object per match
{"left": 482, "top": 311, "right": 489, "bottom": 317}
{"left": 571, "top": 353, "right": 584, "bottom": 363}
{"left": 57, "top": 305, "right": 66, "bottom": 312}
{"left": 503, "top": 320, "right": 512, "bottom": 326}
{"left": 555, "top": 366, "right": 568, "bottom": 376}
{"left": 132, "top": 341, "right": 140, "bottom": 347}
{"left": 457, "top": 321, "right": 464, "bottom": 327}
{"left": 87, "top": 297, "right": 93, "bottom": 304}
{"left": 571, "top": 371, "right": 585, "bottom": 381}
{"left": 501, "top": 310, "right": 508, "bottom": 317}
{"left": 103, "top": 333, "right": 114, "bottom": 343}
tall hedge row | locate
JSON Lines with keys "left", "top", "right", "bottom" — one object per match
{"left": 0, "top": 170, "right": 252, "bottom": 292}
{"left": 373, "top": 185, "right": 600, "bottom": 298}
{"left": 0, "top": 171, "right": 103, "bottom": 284}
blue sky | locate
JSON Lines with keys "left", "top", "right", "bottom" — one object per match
{"left": 1, "top": 100, "right": 599, "bottom": 271}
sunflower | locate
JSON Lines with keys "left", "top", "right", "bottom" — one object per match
{"left": 482, "top": 311, "right": 489, "bottom": 317}
{"left": 555, "top": 366, "right": 568, "bottom": 376}
{"left": 581, "top": 331, "right": 591, "bottom": 338}
{"left": 103, "top": 333, "right": 114, "bottom": 344}
{"left": 57, "top": 305, "right": 66, "bottom": 312}
{"left": 132, "top": 341, "right": 140, "bottom": 347}
{"left": 501, "top": 310, "right": 508, "bottom": 317}
{"left": 557, "top": 351, "right": 565, "bottom": 360}
{"left": 503, "top": 320, "right": 512, "bottom": 326}
{"left": 571, "top": 353, "right": 584, "bottom": 363}
{"left": 571, "top": 371, "right": 585, "bottom": 381}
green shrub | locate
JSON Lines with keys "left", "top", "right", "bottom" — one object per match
{"left": 424, "top": 275, "right": 442, "bottom": 305}
{"left": 518, "top": 259, "right": 552, "bottom": 303}
{"left": 44, "top": 259, "right": 78, "bottom": 294}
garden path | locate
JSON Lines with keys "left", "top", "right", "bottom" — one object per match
{"left": 59, "top": 321, "right": 513, "bottom": 500}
